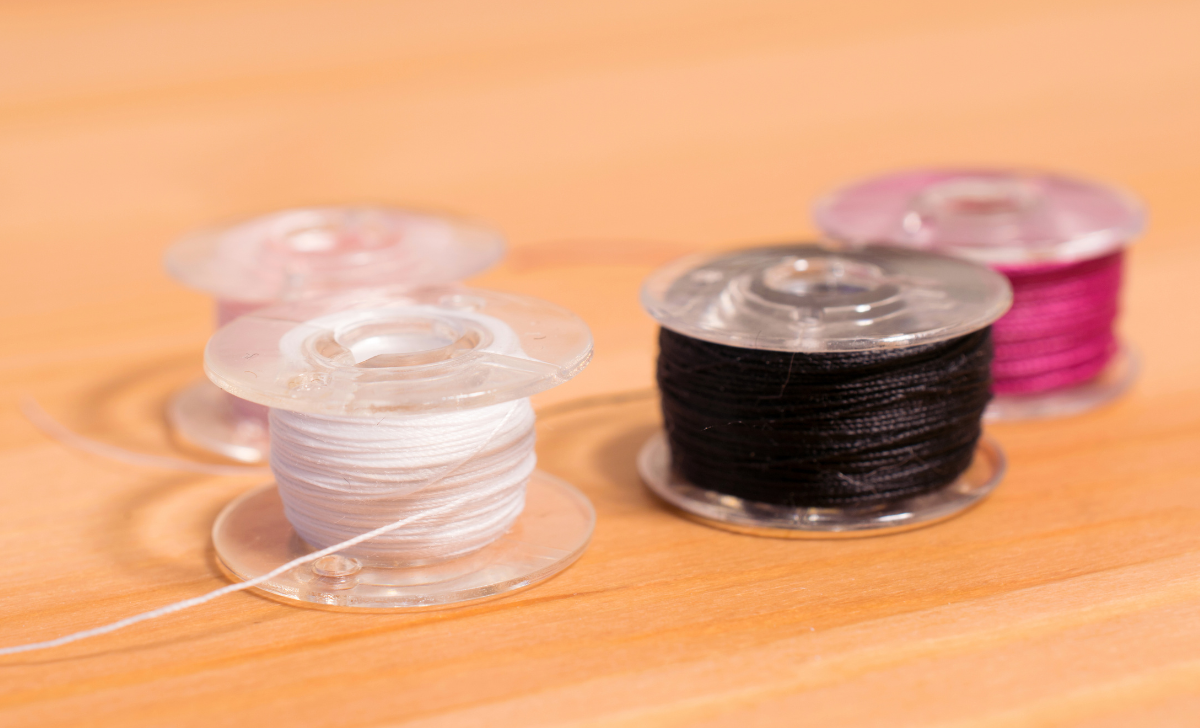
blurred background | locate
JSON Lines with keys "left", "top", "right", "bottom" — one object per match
{"left": 3, "top": 0, "right": 1197, "bottom": 396}
{"left": 5, "top": 4, "right": 1200, "bottom": 724}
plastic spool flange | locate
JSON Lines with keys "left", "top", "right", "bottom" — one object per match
{"left": 639, "top": 243, "right": 1012, "bottom": 537}
{"left": 814, "top": 168, "right": 1144, "bottom": 420}
{"left": 205, "top": 285, "right": 594, "bottom": 609}
{"left": 164, "top": 207, "right": 506, "bottom": 462}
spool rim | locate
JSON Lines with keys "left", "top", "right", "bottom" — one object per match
{"left": 814, "top": 168, "right": 1144, "bottom": 267}
{"left": 641, "top": 243, "right": 1011, "bottom": 352}
{"left": 205, "top": 286, "right": 593, "bottom": 416}
{"left": 164, "top": 206, "right": 506, "bottom": 302}
{"left": 637, "top": 430, "right": 1005, "bottom": 538}
{"left": 212, "top": 470, "right": 595, "bottom": 611}
{"left": 166, "top": 378, "right": 268, "bottom": 463}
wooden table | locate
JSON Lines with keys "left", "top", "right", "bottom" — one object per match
{"left": 3, "top": 1, "right": 1200, "bottom": 725}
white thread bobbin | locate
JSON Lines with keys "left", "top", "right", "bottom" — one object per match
{"left": 205, "top": 285, "right": 594, "bottom": 609}
{"left": 165, "top": 207, "right": 505, "bottom": 463}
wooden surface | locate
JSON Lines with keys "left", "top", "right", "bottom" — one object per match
{"left": 3, "top": 1, "right": 1200, "bottom": 725}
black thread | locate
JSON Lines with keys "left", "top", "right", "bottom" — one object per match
{"left": 657, "top": 327, "right": 994, "bottom": 507}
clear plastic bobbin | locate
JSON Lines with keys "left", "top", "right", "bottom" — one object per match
{"left": 814, "top": 168, "right": 1145, "bottom": 419}
{"left": 205, "top": 285, "right": 594, "bottom": 609}
{"left": 639, "top": 244, "right": 1012, "bottom": 537}
{"left": 164, "top": 206, "right": 506, "bottom": 462}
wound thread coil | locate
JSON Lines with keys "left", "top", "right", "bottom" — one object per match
{"left": 991, "top": 252, "right": 1122, "bottom": 395}
{"left": 638, "top": 243, "right": 1011, "bottom": 536}
{"left": 270, "top": 400, "right": 536, "bottom": 566}
{"left": 658, "top": 327, "right": 994, "bottom": 507}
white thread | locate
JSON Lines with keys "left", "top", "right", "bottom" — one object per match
{"left": 20, "top": 397, "right": 271, "bottom": 478}
{"left": 0, "top": 397, "right": 530, "bottom": 656}
{"left": 272, "top": 399, "right": 536, "bottom": 564}
{"left": 2, "top": 306, "right": 542, "bottom": 655}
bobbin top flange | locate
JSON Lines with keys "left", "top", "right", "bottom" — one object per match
{"left": 641, "top": 243, "right": 1010, "bottom": 352}
{"left": 814, "top": 169, "right": 1145, "bottom": 267}
{"left": 165, "top": 207, "right": 506, "bottom": 304}
{"left": 205, "top": 286, "right": 592, "bottom": 415}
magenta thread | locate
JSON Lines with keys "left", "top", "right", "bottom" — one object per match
{"left": 992, "top": 252, "right": 1123, "bottom": 395}
{"left": 813, "top": 168, "right": 1143, "bottom": 416}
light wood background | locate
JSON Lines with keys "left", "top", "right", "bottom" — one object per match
{"left": 3, "top": 1, "right": 1200, "bottom": 725}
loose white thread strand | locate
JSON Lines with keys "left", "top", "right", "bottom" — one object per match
{"left": 0, "top": 398, "right": 525, "bottom": 657}
{"left": 20, "top": 397, "right": 272, "bottom": 478}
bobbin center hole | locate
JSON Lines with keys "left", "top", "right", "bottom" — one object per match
{"left": 270, "top": 211, "right": 398, "bottom": 256}
{"left": 911, "top": 177, "right": 1040, "bottom": 229}
{"left": 332, "top": 315, "right": 482, "bottom": 368}
{"left": 760, "top": 257, "right": 882, "bottom": 299}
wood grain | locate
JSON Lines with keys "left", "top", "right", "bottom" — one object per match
{"left": 2, "top": 1, "right": 1200, "bottom": 725}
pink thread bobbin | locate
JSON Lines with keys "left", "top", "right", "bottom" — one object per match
{"left": 165, "top": 206, "right": 505, "bottom": 461}
{"left": 814, "top": 169, "right": 1144, "bottom": 420}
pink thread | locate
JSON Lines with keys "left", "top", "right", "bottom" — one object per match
{"left": 991, "top": 252, "right": 1123, "bottom": 395}
{"left": 215, "top": 298, "right": 265, "bottom": 328}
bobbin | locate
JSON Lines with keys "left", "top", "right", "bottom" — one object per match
{"left": 205, "top": 285, "right": 594, "bottom": 609}
{"left": 814, "top": 169, "right": 1144, "bottom": 419}
{"left": 164, "top": 206, "right": 505, "bottom": 462}
{"left": 639, "top": 244, "right": 1011, "bottom": 537}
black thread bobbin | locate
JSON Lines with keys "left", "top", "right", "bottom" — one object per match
{"left": 638, "top": 243, "right": 1013, "bottom": 537}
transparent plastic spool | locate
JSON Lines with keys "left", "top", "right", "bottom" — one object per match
{"left": 164, "top": 207, "right": 506, "bottom": 461}
{"left": 640, "top": 244, "right": 1012, "bottom": 537}
{"left": 814, "top": 168, "right": 1145, "bottom": 420}
{"left": 985, "top": 344, "right": 1138, "bottom": 421}
{"left": 206, "top": 286, "right": 594, "bottom": 609}
{"left": 639, "top": 431, "right": 1005, "bottom": 537}
{"left": 214, "top": 472, "right": 594, "bottom": 610}
{"left": 166, "top": 379, "right": 267, "bottom": 463}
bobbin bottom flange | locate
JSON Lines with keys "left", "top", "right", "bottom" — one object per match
{"left": 213, "top": 470, "right": 594, "bottom": 610}
{"left": 637, "top": 431, "right": 1005, "bottom": 538}
{"left": 986, "top": 344, "right": 1138, "bottom": 421}
{"left": 167, "top": 379, "right": 268, "bottom": 463}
